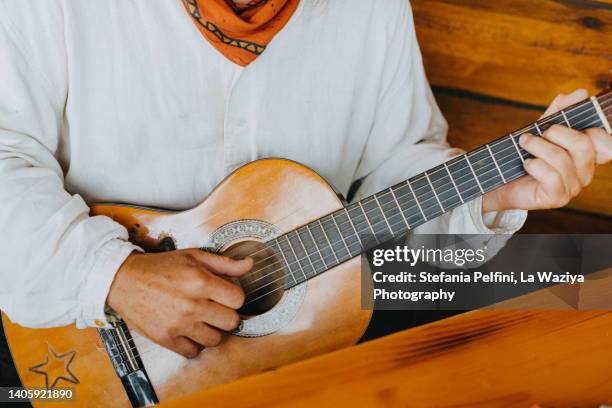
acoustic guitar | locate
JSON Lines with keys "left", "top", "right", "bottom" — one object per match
{"left": 2, "top": 90, "right": 611, "bottom": 407}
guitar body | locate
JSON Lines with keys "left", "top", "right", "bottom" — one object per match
{"left": 2, "top": 159, "right": 373, "bottom": 406}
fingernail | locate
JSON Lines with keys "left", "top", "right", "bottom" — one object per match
{"left": 524, "top": 158, "right": 533, "bottom": 167}
{"left": 519, "top": 134, "right": 530, "bottom": 145}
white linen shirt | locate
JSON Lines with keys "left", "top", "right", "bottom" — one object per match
{"left": 0, "top": 0, "right": 526, "bottom": 329}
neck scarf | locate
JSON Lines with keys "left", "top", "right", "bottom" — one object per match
{"left": 182, "top": 0, "right": 300, "bottom": 66}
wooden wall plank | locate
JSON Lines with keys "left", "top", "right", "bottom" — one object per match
{"left": 413, "top": 0, "right": 612, "bottom": 106}
{"left": 434, "top": 90, "right": 612, "bottom": 215}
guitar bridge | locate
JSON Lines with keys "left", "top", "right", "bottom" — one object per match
{"left": 98, "top": 320, "right": 158, "bottom": 407}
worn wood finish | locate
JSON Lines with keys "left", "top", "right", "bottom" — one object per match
{"left": 160, "top": 310, "right": 612, "bottom": 408}
{"left": 1, "top": 317, "right": 130, "bottom": 408}
{"left": 413, "top": 0, "right": 612, "bottom": 107}
{"left": 2, "top": 159, "right": 372, "bottom": 406}
{"left": 435, "top": 90, "right": 612, "bottom": 216}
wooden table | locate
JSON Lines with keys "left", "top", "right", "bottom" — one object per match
{"left": 160, "top": 309, "right": 612, "bottom": 407}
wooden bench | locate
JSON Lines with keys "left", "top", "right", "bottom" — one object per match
{"left": 160, "top": 310, "right": 612, "bottom": 407}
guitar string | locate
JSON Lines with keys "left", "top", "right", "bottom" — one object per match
{"left": 106, "top": 152, "right": 533, "bottom": 359}
{"left": 236, "top": 116, "right": 606, "bottom": 293}
{"left": 116, "top": 107, "right": 612, "bottom": 361}
{"left": 238, "top": 109, "right": 606, "bottom": 299}
{"left": 115, "top": 136, "right": 592, "bottom": 360}
{"left": 238, "top": 105, "right": 610, "bottom": 296}
{"left": 234, "top": 95, "right": 608, "bottom": 274}
{"left": 236, "top": 106, "right": 609, "bottom": 291}
{"left": 237, "top": 105, "right": 607, "bottom": 287}
{"left": 241, "top": 154, "right": 577, "bottom": 305}
{"left": 211, "top": 95, "right": 612, "bottom": 294}
{"left": 109, "top": 98, "right": 611, "bottom": 359}
{"left": 237, "top": 99, "right": 609, "bottom": 277}
{"left": 108, "top": 96, "right": 612, "bottom": 359}
{"left": 239, "top": 149, "right": 589, "bottom": 308}
{"left": 107, "top": 149, "right": 539, "bottom": 359}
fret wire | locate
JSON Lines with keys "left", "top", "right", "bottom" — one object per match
{"left": 503, "top": 164, "right": 527, "bottom": 184}
{"left": 560, "top": 110, "right": 571, "bottom": 127}
{"left": 320, "top": 216, "right": 351, "bottom": 260}
{"left": 271, "top": 240, "right": 296, "bottom": 286}
{"left": 509, "top": 133, "right": 525, "bottom": 164}
{"left": 350, "top": 139, "right": 512, "bottom": 245}
{"left": 358, "top": 201, "right": 380, "bottom": 243}
{"left": 426, "top": 139, "right": 522, "bottom": 208}
{"left": 390, "top": 188, "right": 411, "bottom": 229}
{"left": 443, "top": 162, "right": 464, "bottom": 204}
{"left": 402, "top": 112, "right": 594, "bottom": 215}
{"left": 346, "top": 203, "right": 372, "bottom": 237}
{"left": 534, "top": 121, "right": 543, "bottom": 136}
{"left": 424, "top": 171, "right": 444, "bottom": 212}
{"left": 333, "top": 211, "right": 362, "bottom": 254}
{"left": 592, "top": 96, "right": 612, "bottom": 134}
{"left": 285, "top": 235, "right": 307, "bottom": 281}
{"left": 383, "top": 196, "right": 409, "bottom": 236}
{"left": 486, "top": 144, "right": 507, "bottom": 183}
{"left": 331, "top": 213, "right": 352, "bottom": 255}
{"left": 406, "top": 180, "right": 427, "bottom": 221}
{"left": 344, "top": 208, "right": 365, "bottom": 250}
{"left": 305, "top": 225, "right": 328, "bottom": 270}
{"left": 363, "top": 197, "right": 392, "bottom": 238}
{"left": 373, "top": 194, "right": 395, "bottom": 236}
{"left": 318, "top": 219, "right": 340, "bottom": 264}
{"left": 464, "top": 155, "right": 485, "bottom": 194}
{"left": 293, "top": 231, "right": 317, "bottom": 275}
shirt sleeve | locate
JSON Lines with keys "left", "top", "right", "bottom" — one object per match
{"left": 351, "top": 0, "right": 526, "bottom": 247}
{"left": 0, "top": 4, "right": 139, "bottom": 329}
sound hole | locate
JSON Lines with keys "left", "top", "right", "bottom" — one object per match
{"left": 222, "top": 240, "right": 285, "bottom": 316}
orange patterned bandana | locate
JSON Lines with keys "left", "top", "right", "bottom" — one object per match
{"left": 182, "top": 0, "right": 300, "bottom": 66}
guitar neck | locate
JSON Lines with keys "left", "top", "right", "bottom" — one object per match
{"left": 269, "top": 91, "right": 612, "bottom": 288}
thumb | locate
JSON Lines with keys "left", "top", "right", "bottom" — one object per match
{"left": 187, "top": 249, "right": 254, "bottom": 277}
{"left": 542, "top": 89, "right": 589, "bottom": 117}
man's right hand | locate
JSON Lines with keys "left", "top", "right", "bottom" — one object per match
{"left": 107, "top": 249, "right": 253, "bottom": 358}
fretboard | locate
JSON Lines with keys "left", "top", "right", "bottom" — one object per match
{"left": 261, "top": 93, "right": 612, "bottom": 293}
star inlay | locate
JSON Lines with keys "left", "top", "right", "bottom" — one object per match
{"left": 29, "top": 344, "right": 79, "bottom": 390}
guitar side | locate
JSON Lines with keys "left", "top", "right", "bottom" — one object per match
{"left": 2, "top": 159, "right": 373, "bottom": 406}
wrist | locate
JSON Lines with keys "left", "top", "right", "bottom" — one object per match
{"left": 76, "top": 238, "right": 140, "bottom": 329}
{"left": 106, "top": 251, "right": 142, "bottom": 313}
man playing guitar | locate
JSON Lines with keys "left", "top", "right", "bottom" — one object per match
{"left": 0, "top": 0, "right": 610, "bottom": 360}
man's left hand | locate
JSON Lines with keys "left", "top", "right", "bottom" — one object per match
{"left": 482, "top": 89, "right": 612, "bottom": 213}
